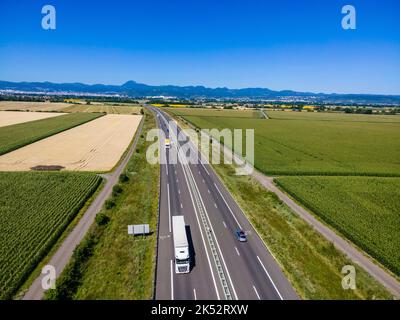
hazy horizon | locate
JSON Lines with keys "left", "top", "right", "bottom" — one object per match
{"left": 1, "top": 0, "right": 399, "bottom": 95}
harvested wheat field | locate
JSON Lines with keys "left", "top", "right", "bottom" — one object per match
{"left": 0, "top": 111, "right": 65, "bottom": 127}
{"left": 0, "top": 101, "right": 72, "bottom": 112}
{"left": 0, "top": 114, "right": 142, "bottom": 171}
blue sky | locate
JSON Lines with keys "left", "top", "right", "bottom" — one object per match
{"left": 0, "top": 0, "right": 399, "bottom": 94}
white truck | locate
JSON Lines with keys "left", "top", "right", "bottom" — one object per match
{"left": 172, "top": 215, "right": 190, "bottom": 274}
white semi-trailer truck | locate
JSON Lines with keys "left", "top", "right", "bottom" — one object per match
{"left": 172, "top": 215, "right": 190, "bottom": 274}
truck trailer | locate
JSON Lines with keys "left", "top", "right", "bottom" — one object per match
{"left": 172, "top": 215, "right": 190, "bottom": 274}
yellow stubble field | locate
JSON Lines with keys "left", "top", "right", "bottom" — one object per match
{"left": 0, "top": 101, "right": 72, "bottom": 112}
{"left": 0, "top": 114, "right": 142, "bottom": 171}
{"left": 0, "top": 111, "right": 66, "bottom": 127}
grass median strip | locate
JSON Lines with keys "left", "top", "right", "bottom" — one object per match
{"left": 46, "top": 110, "right": 159, "bottom": 299}
{"left": 0, "top": 112, "right": 104, "bottom": 156}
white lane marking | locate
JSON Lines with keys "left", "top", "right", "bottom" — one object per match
{"left": 185, "top": 163, "right": 238, "bottom": 300}
{"left": 178, "top": 189, "right": 181, "bottom": 194}
{"left": 175, "top": 170, "right": 177, "bottom": 175}
{"left": 256, "top": 256, "right": 283, "bottom": 300}
{"left": 166, "top": 164, "right": 168, "bottom": 176}
{"left": 166, "top": 112, "right": 238, "bottom": 300}
{"left": 234, "top": 247, "right": 240, "bottom": 256}
{"left": 214, "top": 203, "right": 218, "bottom": 208}
{"left": 213, "top": 182, "right": 242, "bottom": 230}
{"left": 201, "top": 163, "right": 210, "bottom": 176}
{"left": 193, "top": 288, "right": 197, "bottom": 300}
{"left": 176, "top": 161, "right": 221, "bottom": 300}
{"left": 167, "top": 183, "right": 171, "bottom": 233}
{"left": 253, "top": 285, "right": 261, "bottom": 300}
{"left": 180, "top": 203, "right": 183, "bottom": 209}
{"left": 176, "top": 178, "right": 179, "bottom": 183}
{"left": 222, "top": 221, "right": 227, "bottom": 228}
{"left": 170, "top": 260, "right": 174, "bottom": 300}
{"left": 208, "top": 189, "right": 210, "bottom": 194}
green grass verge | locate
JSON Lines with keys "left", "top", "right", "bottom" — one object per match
{"left": 168, "top": 109, "right": 400, "bottom": 176}
{"left": 45, "top": 110, "right": 159, "bottom": 300}
{"left": 275, "top": 176, "right": 400, "bottom": 277}
{"left": 170, "top": 112, "right": 394, "bottom": 300}
{"left": 0, "top": 172, "right": 102, "bottom": 300}
{"left": 0, "top": 112, "right": 104, "bottom": 155}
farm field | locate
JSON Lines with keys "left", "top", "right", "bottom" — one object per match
{"left": 47, "top": 110, "right": 159, "bottom": 300}
{"left": 0, "top": 112, "right": 103, "bottom": 156}
{"left": 0, "top": 101, "right": 72, "bottom": 112}
{"left": 0, "top": 171, "right": 101, "bottom": 299}
{"left": 61, "top": 104, "right": 142, "bottom": 115}
{"left": 267, "top": 110, "right": 400, "bottom": 123}
{"left": 0, "top": 114, "right": 142, "bottom": 171}
{"left": 166, "top": 107, "right": 261, "bottom": 118}
{"left": 0, "top": 111, "right": 65, "bottom": 128}
{"left": 168, "top": 107, "right": 400, "bottom": 279}
{"left": 275, "top": 176, "right": 400, "bottom": 276}
{"left": 175, "top": 112, "right": 400, "bottom": 176}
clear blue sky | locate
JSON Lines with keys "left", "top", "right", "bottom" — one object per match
{"left": 0, "top": 0, "right": 399, "bottom": 94}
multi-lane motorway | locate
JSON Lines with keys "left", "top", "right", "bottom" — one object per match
{"left": 151, "top": 107, "right": 299, "bottom": 300}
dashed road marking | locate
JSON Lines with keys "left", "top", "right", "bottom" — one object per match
{"left": 253, "top": 285, "right": 261, "bottom": 300}
{"left": 234, "top": 247, "right": 240, "bottom": 256}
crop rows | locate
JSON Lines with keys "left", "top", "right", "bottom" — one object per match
{"left": 0, "top": 112, "right": 103, "bottom": 156}
{"left": 275, "top": 176, "right": 400, "bottom": 276}
{"left": 0, "top": 172, "right": 101, "bottom": 299}
{"left": 176, "top": 113, "right": 400, "bottom": 176}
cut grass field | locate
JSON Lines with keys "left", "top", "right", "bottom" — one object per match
{"left": 0, "top": 112, "right": 103, "bottom": 156}
{"left": 173, "top": 112, "right": 400, "bottom": 176}
{"left": 61, "top": 104, "right": 142, "bottom": 115}
{"left": 46, "top": 110, "right": 159, "bottom": 299}
{"left": 0, "top": 114, "right": 142, "bottom": 172}
{"left": 0, "top": 172, "right": 101, "bottom": 300}
{"left": 275, "top": 176, "right": 400, "bottom": 276}
{"left": 171, "top": 114, "right": 393, "bottom": 299}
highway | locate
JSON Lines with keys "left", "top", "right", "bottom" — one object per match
{"left": 151, "top": 106, "right": 299, "bottom": 300}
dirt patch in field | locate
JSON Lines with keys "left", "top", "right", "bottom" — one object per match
{"left": 31, "top": 165, "right": 65, "bottom": 171}
{"left": 0, "top": 114, "right": 142, "bottom": 172}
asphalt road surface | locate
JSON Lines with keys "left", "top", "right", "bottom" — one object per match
{"left": 151, "top": 107, "right": 299, "bottom": 300}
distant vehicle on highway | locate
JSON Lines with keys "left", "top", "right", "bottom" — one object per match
{"left": 165, "top": 138, "right": 171, "bottom": 148}
{"left": 172, "top": 215, "right": 191, "bottom": 273}
{"left": 236, "top": 229, "right": 247, "bottom": 242}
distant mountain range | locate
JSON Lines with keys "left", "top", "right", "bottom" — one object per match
{"left": 1, "top": 80, "right": 399, "bottom": 105}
